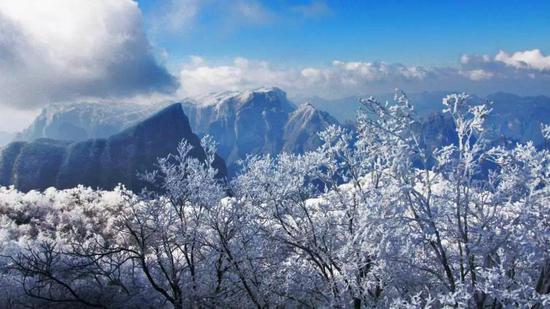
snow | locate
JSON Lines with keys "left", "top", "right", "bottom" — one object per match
{"left": 188, "top": 87, "right": 288, "bottom": 108}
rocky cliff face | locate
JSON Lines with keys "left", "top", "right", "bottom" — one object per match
{"left": 181, "top": 88, "right": 292, "bottom": 172}
{"left": 283, "top": 103, "right": 339, "bottom": 154}
{"left": 181, "top": 88, "right": 339, "bottom": 174}
{"left": 0, "top": 104, "right": 226, "bottom": 192}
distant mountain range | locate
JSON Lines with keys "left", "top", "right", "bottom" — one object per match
{"left": 15, "top": 87, "right": 339, "bottom": 174}
{"left": 0, "top": 104, "right": 226, "bottom": 192}
{"left": 2, "top": 88, "right": 548, "bottom": 192}
{"left": 306, "top": 91, "right": 550, "bottom": 145}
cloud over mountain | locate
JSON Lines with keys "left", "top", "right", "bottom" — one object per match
{"left": 495, "top": 49, "right": 550, "bottom": 71}
{"left": 0, "top": 0, "right": 176, "bottom": 109}
{"left": 178, "top": 49, "right": 550, "bottom": 99}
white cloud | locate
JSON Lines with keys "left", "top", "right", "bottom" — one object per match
{"left": 231, "top": 0, "right": 272, "bottom": 24}
{"left": 0, "top": 0, "right": 175, "bottom": 109}
{"left": 178, "top": 57, "right": 431, "bottom": 98}
{"left": 331, "top": 60, "right": 428, "bottom": 81}
{"left": 177, "top": 50, "right": 550, "bottom": 99}
{"left": 0, "top": 105, "right": 39, "bottom": 132}
{"left": 461, "top": 49, "right": 550, "bottom": 75}
{"left": 460, "top": 69, "right": 494, "bottom": 81}
{"left": 495, "top": 49, "right": 550, "bottom": 71}
{"left": 178, "top": 57, "right": 298, "bottom": 97}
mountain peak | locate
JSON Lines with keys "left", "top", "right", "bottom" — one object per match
{"left": 248, "top": 86, "right": 286, "bottom": 97}
{"left": 236, "top": 87, "right": 290, "bottom": 109}
{"left": 297, "top": 102, "right": 316, "bottom": 110}
{"left": 283, "top": 102, "right": 339, "bottom": 154}
{"left": 290, "top": 102, "right": 336, "bottom": 126}
{"left": 128, "top": 103, "right": 185, "bottom": 128}
{"left": 191, "top": 87, "right": 290, "bottom": 109}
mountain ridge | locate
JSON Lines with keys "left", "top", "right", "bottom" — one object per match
{"left": 12, "top": 88, "right": 549, "bottom": 178}
{"left": 0, "top": 103, "right": 226, "bottom": 192}
{"left": 306, "top": 91, "right": 550, "bottom": 145}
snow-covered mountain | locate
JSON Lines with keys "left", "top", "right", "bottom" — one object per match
{"left": 18, "top": 87, "right": 548, "bottom": 177}
{"left": 0, "top": 104, "right": 226, "bottom": 192}
{"left": 283, "top": 103, "right": 339, "bottom": 153}
{"left": 15, "top": 102, "right": 166, "bottom": 142}
{"left": 483, "top": 92, "right": 550, "bottom": 145}
{"left": 181, "top": 87, "right": 295, "bottom": 171}
{"left": 181, "top": 87, "right": 339, "bottom": 173}
{"left": 16, "top": 87, "right": 340, "bottom": 175}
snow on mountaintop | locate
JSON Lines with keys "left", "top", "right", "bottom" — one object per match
{"left": 189, "top": 90, "right": 241, "bottom": 107}
{"left": 16, "top": 101, "right": 170, "bottom": 142}
{"left": 294, "top": 102, "right": 317, "bottom": 115}
{"left": 15, "top": 87, "right": 299, "bottom": 146}
{"left": 188, "top": 87, "right": 289, "bottom": 108}
{"left": 286, "top": 103, "right": 320, "bottom": 130}
{"left": 39, "top": 102, "right": 149, "bottom": 125}
{"left": 286, "top": 102, "right": 338, "bottom": 132}
{"left": 13, "top": 87, "right": 338, "bottom": 177}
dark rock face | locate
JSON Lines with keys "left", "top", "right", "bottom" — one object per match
{"left": 0, "top": 140, "right": 69, "bottom": 191}
{"left": 420, "top": 113, "right": 459, "bottom": 150}
{"left": 0, "top": 104, "right": 227, "bottom": 192}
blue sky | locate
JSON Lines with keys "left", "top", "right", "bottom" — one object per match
{"left": 137, "top": 0, "right": 550, "bottom": 68}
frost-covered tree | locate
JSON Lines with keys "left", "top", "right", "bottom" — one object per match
{"left": 231, "top": 91, "right": 549, "bottom": 308}
{"left": 0, "top": 186, "right": 151, "bottom": 307}
{"left": 115, "top": 136, "right": 234, "bottom": 308}
{"left": 340, "top": 92, "right": 550, "bottom": 307}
